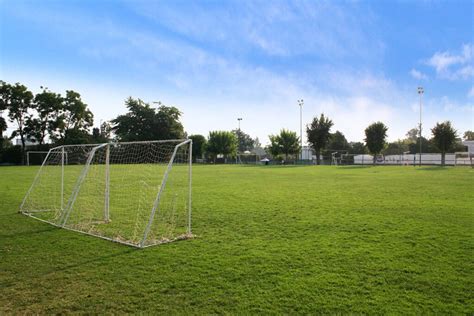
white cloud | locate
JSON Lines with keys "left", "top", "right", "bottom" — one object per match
{"left": 2, "top": 1, "right": 472, "bottom": 144}
{"left": 426, "top": 43, "right": 474, "bottom": 80}
{"left": 410, "top": 69, "right": 428, "bottom": 80}
{"left": 126, "top": 0, "right": 383, "bottom": 61}
{"left": 468, "top": 86, "right": 474, "bottom": 98}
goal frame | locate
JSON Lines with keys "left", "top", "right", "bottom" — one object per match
{"left": 20, "top": 139, "right": 193, "bottom": 248}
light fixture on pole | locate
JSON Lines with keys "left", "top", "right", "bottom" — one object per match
{"left": 297, "top": 99, "right": 304, "bottom": 160}
{"left": 237, "top": 118, "right": 242, "bottom": 131}
{"left": 417, "top": 87, "right": 424, "bottom": 166}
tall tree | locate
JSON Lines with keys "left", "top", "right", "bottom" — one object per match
{"left": 327, "top": 130, "right": 348, "bottom": 152}
{"left": 463, "top": 130, "right": 474, "bottom": 141}
{"left": 0, "top": 81, "right": 34, "bottom": 163}
{"left": 0, "top": 116, "right": 6, "bottom": 140}
{"left": 268, "top": 129, "right": 300, "bottom": 161}
{"left": 431, "top": 121, "right": 457, "bottom": 166}
{"left": 348, "top": 142, "right": 367, "bottom": 154}
{"left": 153, "top": 101, "right": 185, "bottom": 140}
{"left": 252, "top": 137, "right": 267, "bottom": 156}
{"left": 306, "top": 113, "right": 333, "bottom": 165}
{"left": 405, "top": 127, "right": 419, "bottom": 143}
{"left": 232, "top": 129, "right": 255, "bottom": 152}
{"left": 206, "top": 131, "right": 237, "bottom": 162}
{"left": 55, "top": 90, "right": 93, "bottom": 143}
{"left": 383, "top": 141, "right": 409, "bottom": 155}
{"left": 0, "top": 116, "right": 7, "bottom": 153}
{"left": 0, "top": 87, "right": 6, "bottom": 140}
{"left": 407, "top": 137, "right": 437, "bottom": 154}
{"left": 364, "top": 122, "right": 388, "bottom": 164}
{"left": 90, "top": 122, "right": 112, "bottom": 143}
{"left": 112, "top": 98, "right": 184, "bottom": 141}
{"left": 25, "top": 87, "right": 63, "bottom": 145}
{"left": 188, "top": 134, "right": 207, "bottom": 162}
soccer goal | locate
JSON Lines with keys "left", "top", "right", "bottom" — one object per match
{"left": 20, "top": 139, "right": 193, "bottom": 248}
{"left": 454, "top": 151, "right": 473, "bottom": 167}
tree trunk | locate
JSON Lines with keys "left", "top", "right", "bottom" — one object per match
{"left": 316, "top": 149, "right": 321, "bottom": 165}
{"left": 441, "top": 152, "right": 445, "bottom": 166}
{"left": 373, "top": 154, "right": 376, "bottom": 165}
{"left": 20, "top": 132, "right": 26, "bottom": 165}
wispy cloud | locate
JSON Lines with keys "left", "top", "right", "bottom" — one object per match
{"left": 468, "top": 86, "right": 474, "bottom": 98}
{"left": 426, "top": 43, "right": 474, "bottom": 80}
{"left": 2, "top": 1, "right": 473, "bottom": 143}
{"left": 410, "top": 68, "right": 428, "bottom": 80}
{"left": 126, "top": 0, "right": 384, "bottom": 61}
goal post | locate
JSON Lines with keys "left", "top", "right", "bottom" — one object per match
{"left": 454, "top": 151, "right": 472, "bottom": 166}
{"left": 20, "top": 139, "right": 193, "bottom": 248}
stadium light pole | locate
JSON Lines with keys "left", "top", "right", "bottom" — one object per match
{"left": 298, "top": 99, "right": 304, "bottom": 160}
{"left": 417, "top": 87, "right": 424, "bottom": 167}
{"left": 237, "top": 118, "right": 242, "bottom": 131}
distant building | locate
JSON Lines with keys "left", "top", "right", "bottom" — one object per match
{"left": 301, "top": 146, "right": 314, "bottom": 160}
{"left": 463, "top": 140, "right": 474, "bottom": 154}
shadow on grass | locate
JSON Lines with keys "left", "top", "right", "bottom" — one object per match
{"left": 48, "top": 248, "right": 135, "bottom": 274}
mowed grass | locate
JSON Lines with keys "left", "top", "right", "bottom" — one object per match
{"left": 0, "top": 165, "right": 472, "bottom": 313}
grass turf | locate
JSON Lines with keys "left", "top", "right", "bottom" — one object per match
{"left": 0, "top": 165, "right": 472, "bottom": 313}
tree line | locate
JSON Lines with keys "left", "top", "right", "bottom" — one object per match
{"left": 0, "top": 81, "right": 185, "bottom": 164}
{"left": 0, "top": 80, "right": 472, "bottom": 165}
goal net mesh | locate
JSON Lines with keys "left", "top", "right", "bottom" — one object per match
{"left": 20, "top": 140, "right": 192, "bottom": 248}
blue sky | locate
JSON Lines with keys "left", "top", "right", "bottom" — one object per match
{"left": 1, "top": 0, "right": 473, "bottom": 144}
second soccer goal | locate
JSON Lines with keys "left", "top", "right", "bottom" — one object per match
{"left": 20, "top": 139, "right": 193, "bottom": 248}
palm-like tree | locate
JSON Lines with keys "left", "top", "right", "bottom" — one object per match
{"left": 431, "top": 121, "right": 457, "bottom": 166}
{"left": 307, "top": 114, "right": 333, "bottom": 165}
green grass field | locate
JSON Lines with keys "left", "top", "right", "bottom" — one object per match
{"left": 1, "top": 165, "right": 472, "bottom": 313}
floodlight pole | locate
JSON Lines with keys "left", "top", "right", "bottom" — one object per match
{"left": 298, "top": 99, "right": 304, "bottom": 160}
{"left": 418, "top": 87, "right": 424, "bottom": 167}
{"left": 237, "top": 118, "right": 242, "bottom": 163}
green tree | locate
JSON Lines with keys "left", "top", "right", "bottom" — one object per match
{"left": 383, "top": 141, "right": 409, "bottom": 155}
{"left": 364, "top": 122, "right": 388, "bottom": 164}
{"left": 112, "top": 98, "right": 184, "bottom": 141}
{"left": 232, "top": 129, "right": 255, "bottom": 152}
{"left": 327, "top": 130, "right": 348, "bottom": 152}
{"left": 0, "top": 117, "right": 7, "bottom": 158}
{"left": 90, "top": 121, "right": 112, "bottom": 144}
{"left": 431, "top": 121, "right": 457, "bottom": 166}
{"left": 0, "top": 81, "right": 34, "bottom": 163}
{"left": 348, "top": 142, "right": 367, "bottom": 154}
{"left": 464, "top": 130, "right": 474, "bottom": 140}
{"left": 153, "top": 101, "right": 185, "bottom": 140}
{"left": 405, "top": 127, "right": 419, "bottom": 143}
{"left": 252, "top": 137, "right": 267, "bottom": 156}
{"left": 268, "top": 129, "right": 300, "bottom": 162}
{"left": 25, "top": 87, "right": 63, "bottom": 145}
{"left": 189, "top": 134, "right": 207, "bottom": 162}
{"left": 306, "top": 113, "right": 334, "bottom": 165}
{"left": 206, "top": 131, "right": 237, "bottom": 162}
{"left": 0, "top": 116, "right": 6, "bottom": 140}
{"left": 407, "top": 137, "right": 437, "bottom": 154}
{"left": 55, "top": 90, "right": 93, "bottom": 143}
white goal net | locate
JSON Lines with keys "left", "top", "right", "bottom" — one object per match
{"left": 20, "top": 139, "right": 193, "bottom": 248}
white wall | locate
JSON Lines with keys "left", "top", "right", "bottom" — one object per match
{"left": 353, "top": 154, "right": 471, "bottom": 166}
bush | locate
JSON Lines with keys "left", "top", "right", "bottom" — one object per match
{"left": 0, "top": 145, "right": 22, "bottom": 165}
